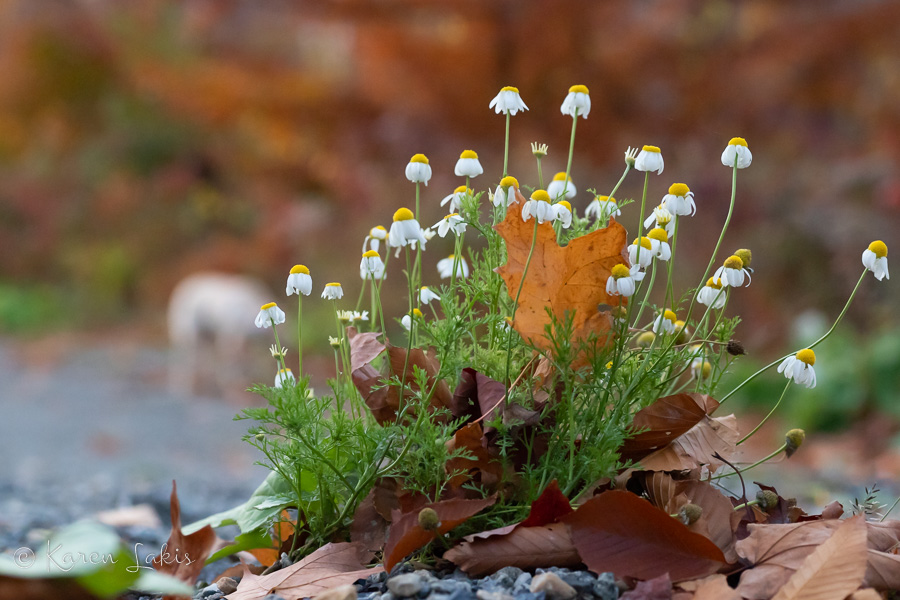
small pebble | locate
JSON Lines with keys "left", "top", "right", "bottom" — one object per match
{"left": 387, "top": 573, "right": 424, "bottom": 598}
{"left": 490, "top": 567, "right": 524, "bottom": 589}
{"left": 513, "top": 573, "right": 533, "bottom": 594}
{"left": 476, "top": 590, "right": 514, "bottom": 600}
{"left": 530, "top": 572, "right": 577, "bottom": 600}
{"left": 216, "top": 576, "right": 239, "bottom": 595}
{"left": 314, "top": 583, "right": 359, "bottom": 600}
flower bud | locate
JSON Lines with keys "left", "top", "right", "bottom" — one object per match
{"left": 636, "top": 331, "right": 656, "bottom": 348}
{"left": 417, "top": 507, "right": 441, "bottom": 531}
{"left": 734, "top": 248, "right": 752, "bottom": 268}
{"left": 679, "top": 503, "right": 703, "bottom": 525}
{"left": 726, "top": 340, "right": 746, "bottom": 356}
{"left": 785, "top": 428, "right": 806, "bottom": 458}
{"left": 756, "top": 489, "right": 779, "bottom": 511}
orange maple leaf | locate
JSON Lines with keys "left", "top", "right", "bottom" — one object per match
{"left": 495, "top": 187, "right": 629, "bottom": 355}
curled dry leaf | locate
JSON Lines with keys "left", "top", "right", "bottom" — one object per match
{"left": 637, "top": 413, "right": 740, "bottom": 473}
{"left": 495, "top": 186, "right": 625, "bottom": 357}
{"left": 619, "top": 573, "right": 672, "bottom": 600}
{"left": 444, "top": 422, "right": 504, "bottom": 490}
{"left": 349, "top": 489, "right": 388, "bottom": 561}
{"left": 618, "top": 394, "right": 719, "bottom": 464}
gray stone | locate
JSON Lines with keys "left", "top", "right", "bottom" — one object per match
{"left": 490, "top": 567, "right": 524, "bottom": 589}
{"left": 387, "top": 573, "right": 424, "bottom": 598}
{"left": 314, "top": 583, "right": 358, "bottom": 600}
{"left": 476, "top": 590, "right": 514, "bottom": 600}
{"left": 513, "top": 592, "right": 546, "bottom": 600}
{"left": 262, "top": 595, "right": 288, "bottom": 600}
{"left": 215, "top": 576, "right": 239, "bottom": 595}
{"left": 530, "top": 572, "right": 577, "bottom": 600}
{"left": 513, "top": 573, "right": 533, "bottom": 594}
{"left": 431, "top": 580, "right": 472, "bottom": 595}
{"left": 591, "top": 573, "right": 618, "bottom": 600}
{"left": 556, "top": 572, "right": 596, "bottom": 595}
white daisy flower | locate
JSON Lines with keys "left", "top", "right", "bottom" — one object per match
{"left": 388, "top": 207, "right": 427, "bottom": 248}
{"left": 586, "top": 195, "right": 621, "bottom": 221}
{"left": 360, "top": 250, "right": 386, "bottom": 280}
{"left": 634, "top": 145, "right": 664, "bottom": 174}
{"left": 493, "top": 176, "right": 520, "bottom": 207}
{"left": 441, "top": 185, "right": 470, "bottom": 213}
{"left": 437, "top": 255, "right": 469, "bottom": 279}
{"left": 522, "top": 189, "right": 554, "bottom": 223}
{"left": 862, "top": 240, "right": 889, "bottom": 281}
{"left": 646, "top": 228, "right": 671, "bottom": 261}
{"left": 401, "top": 308, "right": 423, "bottom": 331}
{"left": 362, "top": 225, "right": 388, "bottom": 253}
{"left": 547, "top": 172, "right": 576, "bottom": 202}
{"left": 255, "top": 302, "right": 285, "bottom": 328}
{"left": 454, "top": 150, "right": 483, "bottom": 178}
{"left": 777, "top": 348, "right": 817, "bottom": 388}
{"left": 419, "top": 286, "right": 441, "bottom": 305}
{"left": 643, "top": 205, "right": 676, "bottom": 238}
{"left": 489, "top": 86, "right": 528, "bottom": 115}
{"left": 713, "top": 255, "right": 752, "bottom": 287}
{"left": 321, "top": 282, "right": 343, "bottom": 300}
{"left": 605, "top": 264, "right": 644, "bottom": 297}
{"left": 433, "top": 213, "right": 467, "bottom": 238}
{"left": 697, "top": 277, "right": 726, "bottom": 309}
{"left": 274, "top": 368, "right": 295, "bottom": 388}
{"left": 661, "top": 183, "right": 696, "bottom": 217}
{"left": 328, "top": 335, "right": 341, "bottom": 348}
{"left": 351, "top": 311, "right": 369, "bottom": 322}
{"left": 652, "top": 309, "right": 678, "bottom": 335}
{"left": 628, "top": 236, "right": 654, "bottom": 269}
{"left": 560, "top": 84, "right": 590, "bottom": 119}
{"left": 553, "top": 201, "right": 573, "bottom": 229}
{"left": 405, "top": 153, "right": 432, "bottom": 186}
{"left": 721, "top": 137, "right": 752, "bottom": 169}
{"left": 286, "top": 264, "right": 312, "bottom": 296}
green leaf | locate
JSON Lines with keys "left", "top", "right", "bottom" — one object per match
{"left": 184, "top": 471, "right": 295, "bottom": 534}
{"left": 205, "top": 528, "right": 274, "bottom": 564}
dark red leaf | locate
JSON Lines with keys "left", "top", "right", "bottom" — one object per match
{"left": 444, "top": 522, "right": 581, "bottom": 576}
{"left": 520, "top": 480, "right": 573, "bottom": 527}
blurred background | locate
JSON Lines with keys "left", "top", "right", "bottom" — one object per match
{"left": 1, "top": 0, "right": 899, "bottom": 518}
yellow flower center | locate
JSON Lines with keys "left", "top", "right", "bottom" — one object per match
{"left": 557, "top": 200, "right": 572, "bottom": 212}
{"left": 796, "top": 348, "right": 816, "bottom": 365}
{"left": 501, "top": 86, "right": 519, "bottom": 93}
{"left": 698, "top": 360, "right": 712, "bottom": 379}
{"left": 706, "top": 277, "right": 723, "bottom": 289}
{"left": 453, "top": 185, "right": 468, "bottom": 195}
{"left": 668, "top": 183, "right": 690, "bottom": 197}
{"left": 868, "top": 240, "right": 888, "bottom": 258}
{"left": 728, "top": 137, "right": 748, "bottom": 147}
{"left": 444, "top": 213, "right": 460, "bottom": 220}
{"left": 290, "top": 264, "right": 309, "bottom": 275}
{"left": 633, "top": 237, "right": 652, "bottom": 251}
{"left": 393, "top": 207, "right": 415, "bottom": 222}
{"left": 605, "top": 361, "right": 613, "bottom": 369}
{"left": 595, "top": 195, "right": 615, "bottom": 203}
{"left": 735, "top": 248, "right": 752, "bottom": 267}
{"left": 362, "top": 250, "right": 379, "bottom": 258}
{"left": 552, "top": 172, "right": 570, "bottom": 182}
{"left": 531, "top": 190, "right": 551, "bottom": 203}
{"left": 500, "top": 175, "right": 519, "bottom": 188}
{"left": 412, "top": 308, "right": 423, "bottom": 318}
{"left": 674, "top": 320, "right": 686, "bottom": 331}
{"left": 447, "top": 254, "right": 455, "bottom": 259}
{"left": 326, "top": 282, "right": 341, "bottom": 288}
{"left": 648, "top": 228, "right": 668, "bottom": 243}
{"left": 642, "top": 145, "right": 661, "bottom": 153}
{"left": 459, "top": 150, "right": 478, "bottom": 159}
{"left": 569, "top": 84, "right": 589, "bottom": 94}
{"left": 261, "top": 302, "right": 277, "bottom": 310}
{"left": 723, "top": 255, "right": 744, "bottom": 270}
{"left": 611, "top": 264, "right": 630, "bottom": 279}
{"left": 637, "top": 331, "right": 656, "bottom": 347}
{"left": 409, "top": 153, "right": 429, "bottom": 164}
{"left": 374, "top": 225, "right": 386, "bottom": 232}
{"left": 663, "top": 309, "right": 677, "bottom": 322}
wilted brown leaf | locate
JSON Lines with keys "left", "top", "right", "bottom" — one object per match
{"left": 688, "top": 574, "right": 742, "bottom": 600}
{"left": 248, "top": 510, "right": 297, "bottom": 567}
{"left": 563, "top": 490, "right": 727, "bottom": 582}
{"left": 444, "top": 422, "right": 504, "bottom": 490}
{"left": 228, "top": 542, "right": 381, "bottom": 600}
{"left": 495, "top": 187, "right": 625, "bottom": 355}
{"left": 618, "top": 394, "right": 719, "bottom": 464}
{"left": 443, "top": 522, "right": 581, "bottom": 577}
{"left": 865, "top": 549, "right": 900, "bottom": 590}
{"left": 382, "top": 496, "right": 496, "bottom": 572}
{"left": 638, "top": 414, "right": 740, "bottom": 473}
{"left": 347, "top": 326, "right": 385, "bottom": 370}
{"left": 770, "top": 514, "right": 867, "bottom": 600}
{"left": 620, "top": 573, "right": 672, "bottom": 600}
{"left": 350, "top": 489, "right": 388, "bottom": 560}
{"left": 153, "top": 481, "right": 227, "bottom": 590}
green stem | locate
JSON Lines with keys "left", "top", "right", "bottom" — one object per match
{"left": 296, "top": 296, "right": 303, "bottom": 375}
{"left": 737, "top": 380, "right": 791, "bottom": 445}
{"left": 503, "top": 111, "right": 511, "bottom": 178}
{"left": 634, "top": 171, "right": 650, "bottom": 268}
{"left": 503, "top": 218, "right": 539, "bottom": 397}
{"left": 562, "top": 113, "right": 578, "bottom": 198}
{"left": 270, "top": 320, "right": 287, "bottom": 374}
{"left": 880, "top": 494, "right": 900, "bottom": 522}
{"left": 711, "top": 443, "right": 786, "bottom": 481}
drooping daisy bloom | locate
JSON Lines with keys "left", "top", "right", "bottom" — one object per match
{"left": 585, "top": 195, "right": 621, "bottom": 221}
{"left": 493, "top": 176, "right": 520, "bottom": 207}
{"left": 634, "top": 145, "right": 664, "bottom": 174}
{"left": 777, "top": 348, "right": 817, "bottom": 388}
{"left": 489, "top": 86, "right": 528, "bottom": 115}
{"left": 441, "top": 185, "right": 470, "bottom": 213}
{"left": 274, "top": 368, "right": 295, "bottom": 388}
{"left": 862, "top": 240, "right": 889, "bottom": 281}
{"left": 405, "top": 153, "right": 432, "bottom": 186}
{"left": 255, "top": 302, "right": 285, "bottom": 328}
{"left": 643, "top": 205, "right": 676, "bottom": 238}
{"left": 360, "top": 250, "right": 386, "bottom": 280}
{"left": 714, "top": 255, "right": 752, "bottom": 287}
{"left": 661, "top": 183, "right": 696, "bottom": 217}
{"left": 321, "top": 282, "right": 343, "bottom": 300}
{"left": 553, "top": 201, "right": 573, "bottom": 229}
{"left": 547, "top": 172, "right": 576, "bottom": 202}
{"left": 352, "top": 310, "right": 369, "bottom": 323}
{"left": 286, "top": 264, "right": 312, "bottom": 296}
{"left": 401, "top": 308, "right": 424, "bottom": 331}
{"left": 522, "top": 189, "right": 554, "bottom": 223}
{"left": 628, "top": 236, "right": 654, "bottom": 269}
{"left": 437, "top": 254, "right": 469, "bottom": 279}
{"left": 734, "top": 248, "right": 753, "bottom": 272}
{"left": 454, "top": 150, "right": 483, "bottom": 178}
{"left": 697, "top": 277, "right": 726, "bottom": 309}
{"left": 531, "top": 142, "right": 548, "bottom": 158}
{"left": 419, "top": 286, "right": 440, "bottom": 305}
{"left": 328, "top": 336, "right": 341, "bottom": 348}
{"left": 721, "top": 137, "right": 752, "bottom": 169}
{"left": 433, "top": 213, "right": 467, "bottom": 238}
{"left": 605, "top": 264, "right": 644, "bottom": 297}
{"left": 362, "top": 225, "right": 388, "bottom": 253}
{"left": 561, "top": 84, "right": 591, "bottom": 119}
{"left": 388, "top": 207, "right": 427, "bottom": 248}
{"left": 652, "top": 309, "right": 678, "bottom": 335}
{"left": 646, "top": 228, "right": 671, "bottom": 261}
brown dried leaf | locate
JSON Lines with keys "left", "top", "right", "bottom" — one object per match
{"left": 444, "top": 422, "right": 504, "bottom": 490}
{"left": 638, "top": 414, "right": 740, "bottom": 473}
{"left": 620, "top": 573, "right": 673, "bottom": 600}
{"left": 519, "top": 480, "right": 574, "bottom": 527}
{"left": 563, "top": 490, "right": 727, "bottom": 582}
{"left": 495, "top": 187, "right": 625, "bottom": 355}
{"left": 689, "top": 574, "right": 742, "bottom": 600}
{"left": 443, "top": 522, "right": 581, "bottom": 577}
{"left": 618, "top": 394, "right": 719, "bottom": 464}
{"left": 349, "top": 489, "right": 388, "bottom": 560}
{"left": 382, "top": 496, "right": 496, "bottom": 572}
{"left": 347, "top": 326, "right": 385, "bottom": 370}
{"left": 865, "top": 549, "right": 900, "bottom": 590}
{"left": 228, "top": 542, "right": 381, "bottom": 600}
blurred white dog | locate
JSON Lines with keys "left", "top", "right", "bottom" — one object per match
{"left": 167, "top": 272, "right": 272, "bottom": 397}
